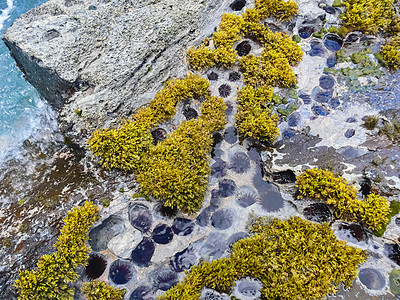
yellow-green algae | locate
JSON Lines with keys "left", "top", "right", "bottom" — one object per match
{"left": 15, "top": 202, "right": 99, "bottom": 299}
{"left": 297, "top": 168, "right": 390, "bottom": 231}
{"left": 340, "top": 0, "right": 399, "bottom": 34}
{"left": 81, "top": 281, "right": 125, "bottom": 300}
{"left": 159, "top": 216, "right": 367, "bottom": 300}
{"left": 89, "top": 74, "right": 227, "bottom": 213}
{"left": 381, "top": 35, "right": 400, "bottom": 71}
{"left": 186, "top": 0, "right": 303, "bottom": 144}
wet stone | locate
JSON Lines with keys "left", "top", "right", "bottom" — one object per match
{"left": 323, "top": 6, "right": 336, "bottom": 14}
{"left": 230, "top": 152, "right": 250, "bottom": 174}
{"left": 311, "top": 86, "right": 333, "bottom": 103}
{"left": 196, "top": 206, "right": 214, "bottom": 227}
{"left": 235, "top": 278, "right": 262, "bottom": 298}
{"left": 199, "top": 232, "right": 228, "bottom": 259}
{"left": 237, "top": 186, "right": 258, "bottom": 208}
{"left": 270, "top": 170, "right": 296, "bottom": 184}
{"left": 219, "top": 84, "right": 231, "bottom": 98}
{"left": 211, "top": 208, "right": 234, "bottom": 230}
{"left": 89, "top": 215, "right": 125, "bottom": 252}
{"left": 319, "top": 75, "right": 335, "bottom": 89}
{"left": 299, "top": 93, "right": 312, "bottom": 104}
{"left": 131, "top": 238, "right": 155, "bottom": 267}
{"left": 247, "top": 147, "right": 261, "bottom": 162}
{"left": 172, "top": 218, "right": 194, "bottom": 236}
{"left": 298, "top": 26, "right": 315, "bottom": 39}
{"left": 236, "top": 41, "right": 252, "bottom": 56}
{"left": 303, "top": 203, "right": 332, "bottom": 223}
{"left": 211, "top": 159, "right": 228, "bottom": 178}
{"left": 152, "top": 224, "right": 174, "bottom": 244}
{"left": 183, "top": 106, "right": 198, "bottom": 120}
{"left": 338, "top": 223, "right": 368, "bottom": 242}
{"left": 384, "top": 243, "right": 400, "bottom": 266}
{"left": 282, "top": 128, "right": 297, "bottom": 138}
{"left": 224, "top": 126, "right": 238, "bottom": 144}
{"left": 170, "top": 247, "right": 197, "bottom": 272}
{"left": 344, "top": 128, "right": 356, "bottom": 138}
{"left": 128, "top": 203, "right": 153, "bottom": 233}
{"left": 201, "top": 288, "right": 229, "bottom": 300}
{"left": 346, "top": 117, "right": 357, "bottom": 123}
{"left": 85, "top": 253, "right": 107, "bottom": 280}
{"left": 288, "top": 112, "right": 301, "bottom": 127}
{"left": 225, "top": 101, "right": 234, "bottom": 115}
{"left": 258, "top": 189, "right": 284, "bottom": 212}
{"left": 395, "top": 217, "right": 400, "bottom": 227}
{"left": 218, "top": 179, "right": 237, "bottom": 197}
{"left": 329, "top": 97, "right": 340, "bottom": 108}
{"left": 152, "top": 268, "right": 179, "bottom": 291}
{"left": 324, "top": 33, "right": 343, "bottom": 51}
{"left": 209, "top": 190, "right": 221, "bottom": 210}
{"left": 228, "top": 232, "right": 250, "bottom": 248}
{"left": 129, "top": 286, "right": 154, "bottom": 300}
{"left": 327, "top": 55, "right": 337, "bottom": 67}
{"left": 324, "top": 34, "right": 343, "bottom": 51}
{"left": 359, "top": 268, "right": 386, "bottom": 290}
{"left": 230, "top": 0, "right": 246, "bottom": 11}
{"left": 151, "top": 128, "right": 167, "bottom": 145}
{"left": 109, "top": 260, "right": 136, "bottom": 285}
{"left": 229, "top": 71, "right": 241, "bottom": 82}
{"left": 344, "top": 33, "right": 359, "bottom": 44}
{"left": 312, "top": 105, "right": 330, "bottom": 116}
{"left": 207, "top": 72, "right": 219, "bottom": 81}
{"left": 309, "top": 41, "right": 326, "bottom": 57}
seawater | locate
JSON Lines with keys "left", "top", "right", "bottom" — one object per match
{"left": 0, "top": 0, "right": 56, "bottom": 162}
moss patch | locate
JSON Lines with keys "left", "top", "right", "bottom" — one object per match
{"left": 160, "top": 216, "right": 367, "bottom": 299}
{"left": 297, "top": 168, "right": 390, "bottom": 231}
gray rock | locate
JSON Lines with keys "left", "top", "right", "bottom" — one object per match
{"left": 2, "top": 0, "right": 231, "bottom": 145}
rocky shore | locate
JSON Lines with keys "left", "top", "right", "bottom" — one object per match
{"left": 2, "top": 0, "right": 400, "bottom": 298}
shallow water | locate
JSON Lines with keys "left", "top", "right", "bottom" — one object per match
{"left": 0, "top": 0, "right": 55, "bottom": 162}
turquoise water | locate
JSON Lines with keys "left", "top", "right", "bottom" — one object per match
{"left": 0, "top": 0, "right": 52, "bottom": 160}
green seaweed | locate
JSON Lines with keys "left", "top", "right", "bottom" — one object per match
{"left": 82, "top": 281, "right": 126, "bottom": 300}
{"left": 297, "top": 168, "right": 390, "bottom": 231}
{"left": 160, "top": 216, "right": 367, "bottom": 300}
{"left": 15, "top": 202, "right": 99, "bottom": 299}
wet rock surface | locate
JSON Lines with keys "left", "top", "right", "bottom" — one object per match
{"left": 2, "top": 0, "right": 400, "bottom": 298}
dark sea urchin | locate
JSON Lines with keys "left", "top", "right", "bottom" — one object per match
{"left": 230, "top": 152, "right": 250, "bottom": 174}
{"left": 219, "top": 84, "right": 232, "bottom": 98}
{"left": 109, "top": 260, "right": 136, "bottom": 285}
{"left": 85, "top": 253, "right": 107, "bottom": 280}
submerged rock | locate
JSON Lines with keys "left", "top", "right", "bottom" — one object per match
{"left": 170, "top": 247, "right": 197, "bottom": 272}
{"left": 88, "top": 215, "right": 125, "bottom": 252}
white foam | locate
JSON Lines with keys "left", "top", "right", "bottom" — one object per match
{"left": 0, "top": 0, "right": 14, "bottom": 31}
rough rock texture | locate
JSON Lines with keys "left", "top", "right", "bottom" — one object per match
{"left": 3, "top": 0, "right": 230, "bottom": 144}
